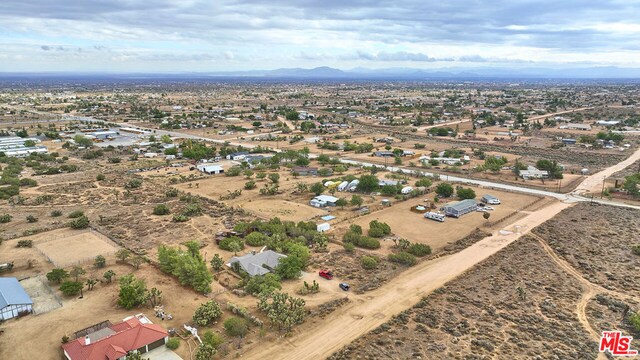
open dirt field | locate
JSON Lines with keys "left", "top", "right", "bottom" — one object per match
{"left": 19, "top": 276, "right": 63, "bottom": 315}
{"left": 532, "top": 203, "right": 640, "bottom": 297}
{"left": 33, "top": 229, "right": 118, "bottom": 267}
{"left": 241, "top": 198, "right": 327, "bottom": 221}
{"left": 329, "top": 236, "right": 598, "bottom": 360}
{"left": 346, "top": 187, "right": 540, "bottom": 252}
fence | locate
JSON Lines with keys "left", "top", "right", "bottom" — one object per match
{"left": 33, "top": 227, "right": 120, "bottom": 267}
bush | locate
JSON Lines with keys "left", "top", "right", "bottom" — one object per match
{"left": 166, "top": 338, "right": 180, "bottom": 350}
{"left": 360, "top": 256, "right": 379, "bottom": 270}
{"left": 69, "top": 215, "right": 90, "bottom": 229}
{"left": 193, "top": 300, "right": 222, "bottom": 326}
{"left": 245, "top": 232, "right": 268, "bottom": 246}
{"left": 388, "top": 252, "right": 417, "bottom": 266}
{"left": 456, "top": 187, "right": 476, "bottom": 200}
{"left": 50, "top": 210, "right": 63, "bottom": 217}
{"left": 26, "top": 215, "right": 38, "bottom": 223}
{"left": 368, "top": 220, "right": 391, "bottom": 238}
{"left": 224, "top": 317, "right": 249, "bottom": 338}
{"left": 343, "top": 242, "right": 355, "bottom": 253}
{"left": 96, "top": 174, "right": 105, "bottom": 181}
{"left": 633, "top": 245, "right": 640, "bottom": 256}
{"left": 244, "top": 273, "right": 282, "bottom": 295}
{"left": 407, "top": 243, "right": 432, "bottom": 257}
{"left": 68, "top": 210, "right": 84, "bottom": 218}
{"left": 349, "top": 224, "right": 363, "bottom": 235}
{"left": 153, "top": 204, "right": 170, "bottom": 215}
{"left": 343, "top": 231, "right": 380, "bottom": 249}
{"left": 173, "top": 214, "right": 188, "bottom": 222}
{"left": 17, "top": 240, "right": 33, "bottom": 248}
{"left": 244, "top": 180, "right": 256, "bottom": 190}
{"left": 165, "top": 188, "right": 179, "bottom": 197}
{"left": 0, "top": 214, "right": 12, "bottom": 223}
{"left": 124, "top": 178, "right": 142, "bottom": 189}
{"left": 415, "top": 178, "right": 432, "bottom": 187}
{"left": 19, "top": 178, "right": 38, "bottom": 187}
{"left": 219, "top": 237, "right": 245, "bottom": 252}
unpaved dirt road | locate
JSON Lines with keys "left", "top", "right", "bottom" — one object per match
{"left": 242, "top": 201, "right": 571, "bottom": 360}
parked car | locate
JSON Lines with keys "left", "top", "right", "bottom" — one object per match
{"left": 319, "top": 270, "right": 333, "bottom": 280}
{"left": 339, "top": 283, "right": 350, "bottom": 291}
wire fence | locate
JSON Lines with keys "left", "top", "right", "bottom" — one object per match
{"left": 33, "top": 228, "right": 120, "bottom": 267}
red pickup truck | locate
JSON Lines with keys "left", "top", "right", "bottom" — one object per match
{"left": 319, "top": 270, "right": 333, "bottom": 280}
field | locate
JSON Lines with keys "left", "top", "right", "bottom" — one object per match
{"left": 240, "top": 198, "right": 327, "bottom": 221}
{"left": 329, "top": 236, "right": 598, "bottom": 359}
{"left": 346, "top": 187, "right": 540, "bottom": 252}
{"left": 33, "top": 229, "right": 118, "bottom": 267}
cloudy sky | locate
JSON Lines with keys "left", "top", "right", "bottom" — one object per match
{"left": 1, "top": 0, "right": 640, "bottom": 72}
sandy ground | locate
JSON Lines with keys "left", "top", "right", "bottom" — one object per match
{"left": 241, "top": 199, "right": 327, "bottom": 221}
{"left": 574, "top": 146, "right": 640, "bottom": 194}
{"left": 346, "top": 187, "right": 538, "bottom": 252}
{"left": 239, "top": 200, "right": 572, "bottom": 360}
{"left": 34, "top": 230, "right": 118, "bottom": 267}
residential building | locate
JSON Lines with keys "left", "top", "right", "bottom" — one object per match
{"left": 373, "top": 151, "right": 394, "bottom": 157}
{"left": 226, "top": 250, "right": 286, "bottom": 277}
{"left": 441, "top": 199, "right": 478, "bottom": 218}
{"left": 226, "top": 152, "right": 249, "bottom": 161}
{"left": 560, "top": 123, "right": 592, "bottom": 131}
{"left": 0, "top": 277, "right": 33, "bottom": 320}
{"left": 481, "top": 194, "right": 501, "bottom": 205}
{"left": 62, "top": 314, "right": 168, "bottom": 360}
{"left": 519, "top": 166, "right": 549, "bottom": 180}
{"left": 310, "top": 195, "right": 339, "bottom": 207}
{"left": 196, "top": 164, "right": 224, "bottom": 175}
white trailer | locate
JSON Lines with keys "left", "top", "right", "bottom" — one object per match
{"left": 424, "top": 212, "right": 445, "bottom": 222}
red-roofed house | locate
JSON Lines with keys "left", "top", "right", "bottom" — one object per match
{"left": 62, "top": 314, "right": 168, "bottom": 360}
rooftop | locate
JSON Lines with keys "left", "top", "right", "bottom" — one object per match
{"left": 0, "top": 277, "right": 33, "bottom": 309}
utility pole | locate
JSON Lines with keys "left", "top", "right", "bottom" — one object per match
{"left": 601, "top": 176, "right": 606, "bottom": 198}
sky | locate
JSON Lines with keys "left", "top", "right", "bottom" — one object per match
{"left": 1, "top": 0, "right": 640, "bottom": 72}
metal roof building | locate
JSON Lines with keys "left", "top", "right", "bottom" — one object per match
{"left": 226, "top": 250, "right": 286, "bottom": 277}
{"left": 441, "top": 199, "right": 478, "bottom": 218}
{"left": 0, "top": 277, "right": 33, "bottom": 320}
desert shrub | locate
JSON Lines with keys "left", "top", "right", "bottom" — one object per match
{"left": 124, "top": 178, "right": 142, "bottom": 189}
{"left": 17, "top": 240, "right": 33, "bottom": 248}
{"left": 193, "top": 300, "right": 222, "bottom": 326}
{"left": 26, "top": 215, "right": 38, "bottom": 223}
{"left": 388, "top": 252, "right": 417, "bottom": 266}
{"left": 96, "top": 174, "right": 106, "bottom": 181}
{"left": 224, "top": 317, "right": 249, "bottom": 338}
{"left": 69, "top": 215, "right": 90, "bottom": 229}
{"left": 244, "top": 180, "right": 256, "bottom": 190}
{"left": 456, "top": 187, "right": 476, "bottom": 200}
{"left": 0, "top": 214, "right": 12, "bottom": 223}
{"left": 50, "top": 210, "right": 63, "bottom": 217}
{"left": 349, "top": 224, "right": 363, "bottom": 235}
{"left": 165, "top": 188, "right": 179, "bottom": 197}
{"left": 360, "top": 256, "right": 379, "bottom": 270}
{"left": 407, "top": 243, "right": 432, "bottom": 257}
{"left": 343, "top": 242, "right": 355, "bottom": 253}
{"left": 368, "top": 220, "right": 391, "bottom": 238}
{"left": 632, "top": 245, "right": 640, "bottom": 256}
{"left": 117, "top": 274, "right": 147, "bottom": 310}
{"left": 173, "top": 214, "right": 188, "bottom": 222}
{"left": 68, "top": 210, "right": 84, "bottom": 218}
{"left": 94, "top": 255, "right": 106, "bottom": 268}
{"left": 415, "top": 178, "right": 432, "bottom": 187}
{"left": 153, "top": 204, "right": 170, "bottom": 215}
{"left": 166, "top": 338, "right": 180, "bottom": 350}
{"left": 19, "top": 178, "right": 38, "bottom": 187}
{"left": 219, "top": 236, "right": 245, "bottom": 252}
{"left": 245, "top": 232, "right": 268, "bottom": 246}
{"left": 182, "top": 203, "right": 202, "bottom": 216}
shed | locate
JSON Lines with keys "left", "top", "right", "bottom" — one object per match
{"left": 441, "top": 199, "right": 478, "bottom": 218}
{"left": 317, "top": 223, "right": 331, "bottom": 232}
{"left": 0, "top": 277, "right": 33, "bottom": 320}
{"left": 310, "top": 195, "right": 339, "bottom": 208}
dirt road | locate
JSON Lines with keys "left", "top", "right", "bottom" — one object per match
{"left": 573, "top": 146, "right": 640, "bottom": 195}
{"left": 241, "top": 201, "right": 571, "bottom": 360}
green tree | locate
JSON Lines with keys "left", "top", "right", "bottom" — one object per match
{"left": 60, "top": 281, "right": 84, "bottom": 296}
{"left": 536, "top": 159, "right": 563, "bottom": 179}
{"left": 210, "top": 254, "right": 224, "bottom": 271}
{"left": 117, "top": 274, "right": 148, "bottom": 310}
{"left": 350, "top": 195, "right": 364, "bottom": 208}
{"left": 268, "top": 173, "right": 280, "bottom": 184}
{"left": 257, "top": 292, "right": 306, "bottom": 332}
{"left": 70, "top": 266, "right": 86, "bottom": 281}
{"left": 623, "top": 174, "right": 640, "bottom": 198}
{"left": 224, "top": 317, "right": 249, "bottom": 338}
{"left": 103, "top": 270, "right": 116, "bottom": 283}
{"left": 69, "top": 215, "right": 90, "bottom": 229}
{"left": 275, "top": 256, "right": 304, "bottom": 279}
{"left": 116, "top": 249, "right": 132, "bottom": 263}
{"left": 435, "top": 183, "right": 454, "bottom": 197}
{"left": 86, "top": 278, "right": 99, "bottom": 291}
{"left": 94, "top": 255, "right": 106, "bottom": 268}
{"left": 415, "top": 178, "right": 432, "bottom": 187}
{"left": 335, "top": 198, "right": 348, "bottom": 208}
{"left": 195, "top": 344, "right": 217, "bottom": 360}
{"left": 456, "top": 187, "right": 476, "bottom": 200}
{"left": 310, "top": 182, "right": 325, "bottom": 195}
{"left": 357, "top": 175, "right": 379, "bottom": 193}
{"left": 360, "top": 256, "right": 378, "bottom": 270}
{"left": 193, "top": 300, "right": 222, "bottom": 326}
{"left": 46, "top": 268, "right": 69, "bottom": 284}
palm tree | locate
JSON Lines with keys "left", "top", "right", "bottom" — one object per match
{"left": 86, "top": 279, "right": 98, "bottom": 291}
